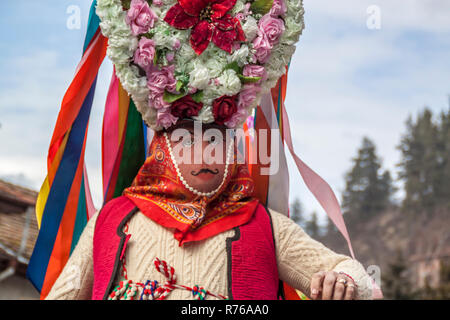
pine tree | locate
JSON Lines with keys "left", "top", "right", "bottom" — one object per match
{"left": 290, "top": 197, "right": 304, "bottom": 227}
{"left": 435, "top": 107, "right": 450, "bottom": 206}
{"left": 342, "top": 137, "right": 394, "bottom": 220}
{"left": 382, "top": 250, "right": 415, "bottom": 300}
{"left": 325, "top": 215, "right": 338, "bottom": 236}
{"left": 397, "top": 108, "right": 440, "bottom": 211}
{"left": 305, "top": 211, "right": 320, "bottom": 239}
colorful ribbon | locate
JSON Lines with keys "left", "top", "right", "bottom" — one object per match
{"left": 27, "top": 1, "right": 107, "bottom": 299}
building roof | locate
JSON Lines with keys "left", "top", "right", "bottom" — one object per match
{"left": 0, "top": 179, "right": 38, "bottom": 208}
{"left": 0, "top": 179, "right": 39, "bottom": 264}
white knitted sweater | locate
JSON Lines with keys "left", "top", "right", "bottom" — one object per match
{"left": 46, "top": 209, "right": 373, "bottom": 300}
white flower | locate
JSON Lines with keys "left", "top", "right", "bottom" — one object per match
{"left": 189, "top": 63, "right": 210, "bottom": 90}
{"left": 107, "top": 46, "right": 130, "bottom": 64}
{"left": 176, "top": 43, "right": 197, "bottom": 72}
{"left": 230, "top": 45, "right": 250, "bottom": 66}
{"left": 152, "top": 23, "right": 185, "bottom": 49}
{"left": 143, "top": 107, "right": 159, "bottom": 130}
{"left": 193, "top": 106, "right": 215, "bottom": 124}
{"left": 281, "top": 16, "right": 304, "bottom": 45}
{"left": 217, "top": 69, "right": 242, "bottom": 97}
{"left": 204, "top": 56, "right": 225, "bottom": 78}
{"left": 230, "top": 0, "right": 246, "bottom": 15}
{"left": 242, "top": 16, "right": 258, "bottom": 42}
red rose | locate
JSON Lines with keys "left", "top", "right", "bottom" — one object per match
{"left": 164, "top": 0, "right": 246, "bottom": 55}
{"left": 212, "top": 95, "right": 238, "bottom": 125}
{"left": 170, "top": 95, "right": 203, "bottom": 119}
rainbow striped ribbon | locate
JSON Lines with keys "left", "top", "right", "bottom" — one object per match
{"left": 27, "top": 0, "right": 146, "bottom": 299}
{"left": 101, "top": 70, "right": 146, "bottom": 205}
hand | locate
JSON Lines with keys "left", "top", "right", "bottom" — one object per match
{"left": 310, "top": 271, "right": 356, "bottom": 300}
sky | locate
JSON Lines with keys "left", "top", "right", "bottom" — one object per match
{"left": 0, "top": 1, "right": 449, "bottom": 226}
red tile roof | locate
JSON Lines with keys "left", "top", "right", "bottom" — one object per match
{"left": 0, "top": 180, "right": 39, "bottom": 263}
{"left": 0, "top": 179, "right": 38, "bottom": 207}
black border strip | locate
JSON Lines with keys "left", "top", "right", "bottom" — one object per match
{"left": 226, "top": 226, "right": 241, "bottom": 300}
{"left": 102, "top": 207, "right": 139, "bottom": 300}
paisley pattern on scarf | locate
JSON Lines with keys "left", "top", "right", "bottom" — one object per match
{"left": 123, "top": 131, "right": 258, "bottom": 245}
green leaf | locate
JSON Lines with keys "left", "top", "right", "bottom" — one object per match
{"left": 176, "top": 80, "right": 184, "bottom": 92}
{"left": 238, "top": 75, "right": 262, "bottom": 84}
{"left": 224, "top": 61, "right": 243, "bottom": 74}
{"left": 191, "top": 91, "right": 204, "bottom": 104}
{"left": 250, "top": 0, "right": 274, "bottom": 15}
{"left": 163, "top": 91, "right": 186, "bottom": 104}
{"left": 174, "top": 70, "right": 189, "bottom": 80}
{"left": 142, "top": 29, "right": 156, "bottom": 39}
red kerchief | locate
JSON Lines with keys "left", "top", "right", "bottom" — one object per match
{"left": 124, "top": 131, "right": 258, "bottom": 245}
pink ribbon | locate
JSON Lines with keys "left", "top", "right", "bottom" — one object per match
{"left": 278, "top": 98, "right": 383, "bottom": 299}
{"left": 83, "top": 164, "right": 96, "bottom": 218}
{"left": 101, "top": 71, "right": 120, "bottom": 197}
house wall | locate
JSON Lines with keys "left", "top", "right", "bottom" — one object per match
{"left": 416, "top": 258, "right": 441, "bottom": 288}
{"left": 0, "top": 275, "right": 40, "bottom": 300}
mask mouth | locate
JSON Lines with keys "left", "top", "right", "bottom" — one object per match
{"left": 164, "top": 131, "right": 234, "bottom": 198}
{"left": 191, "top": 168, "right": 220, "bottom": 176}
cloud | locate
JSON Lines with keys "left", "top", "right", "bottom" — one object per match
{"left": 305, "top": 0, "right": 450, "bottom": 33}
{"left": 1, "top": 0, "right": 449, "bottom": 221}
{"left": 0, "top": 47, "right": 113, "bottom": 209}
{"left": 283, "top": 0, "right": 450, "bottom": 221}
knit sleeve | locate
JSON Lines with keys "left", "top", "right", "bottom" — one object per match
{"left": 45, "top": 211, "right": 99, "bottom": 300}
{"left": 269, "top": 209, "right": 373, "bottom": 300}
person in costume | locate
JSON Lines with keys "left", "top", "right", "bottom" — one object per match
{"left": 37, "top": 0, "right": 376, "bottom": 300}
{"left": 46, "top": 119, "right": 373, "bottom": 300}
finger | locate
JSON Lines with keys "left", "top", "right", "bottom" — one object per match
{"left": 344, "top": 283, "right": 356, "bottom": 300}
{"left": 322, "top": 272, "right": 337, "bottom": 300}
{"left": 332, "top": 277, "right": 346, "bottom": 300}
{"left": 310, "top": 271, "right": 326, "bottom": 300}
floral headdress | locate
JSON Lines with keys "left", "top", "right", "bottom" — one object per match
{"left": 96, "top": 0, "right": 304, "bottom": 131}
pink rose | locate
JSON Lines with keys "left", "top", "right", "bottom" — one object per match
{"left": 147, "top": 65, "right": 177, "bottom": 95}
{"left": 224, "top": 107, "right": 249, "bottom": 128}
{"left": 252, "top": 31, "right": 272, "bottom": 63}
{"left": 258, "top": 14, "right": 285, "bottom": 46}
{"left": 243, "top": 65, "right": 267, "bottom": 83}
{"left": 134, "top": 38, "right": 156, "bottom": 71}
{"left": 166, "top": 52, "right": 175, "bottom": 62}
{"left": 147, "top": 71, "right": 168, "bottom": 95}
{"left": 149, "top": 94, "right": 170, "bottom": 110}
{"left": 153, "top": 0, "right": 163, "bottom": 6}
{"left": 156, "top": 108, "right": 178, "bottom": 129}
{"left": 238, "top": 84, "right": 260, "bottom": 109}
{"left": 126, "top": 0, "right": 158, "bottom": 36}
{"left": 161, "top": 65, "right": 177, "bottom": 93}
{"left": 270, "top": 0, "right": 287, "bottom": 16}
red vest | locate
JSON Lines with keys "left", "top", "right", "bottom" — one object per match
{"left": 91, "top": 196, "right": 280, "bottom": 300}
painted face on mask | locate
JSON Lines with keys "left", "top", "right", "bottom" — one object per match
{"left": 165, "top": 121, "right": 233, "bottom": 195}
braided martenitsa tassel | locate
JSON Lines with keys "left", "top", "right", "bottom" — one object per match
{"left": 108, "top": 258, "right": 228, "bottom": 300}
